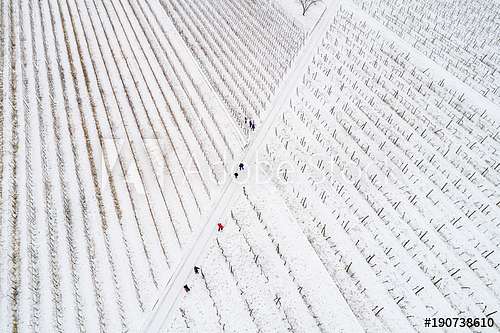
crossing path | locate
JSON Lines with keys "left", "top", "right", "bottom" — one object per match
{"left": 140, "top": 1, "right": 351, "bottom": 331}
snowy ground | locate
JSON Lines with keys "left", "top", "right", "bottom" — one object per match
{"left": 151, "top": 0, "right": 500, "bottom": 332}
{"left": 0, "top": 0, "right": 240, "bottom": 331}
{"left": 1, "top": 0, "right": 499, "bottom": 332}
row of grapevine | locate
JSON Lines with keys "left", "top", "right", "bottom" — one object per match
{"left": 352, "top": 0, "right": 500, "bottom": 105}
{"left": 0, "top": 0, "right": 242, "bottom": 331}
{"left": 261, "top": 6, "right": 499, "bottom": 331}
{"left": 161, "top": 0, "right": 306, "bottom": 136}
{"left": 167, "top": 183, "right": 363, "bottom": 333}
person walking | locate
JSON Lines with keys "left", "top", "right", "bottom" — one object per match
{"left": 239, "top": 163, "right": 244, "bottom": 171}
{"left": 251, "top": 122, "right": 256, "bottom": 131}
{"left": 217, "top": 223, "right": 224, "bottom": 232}
{"left": 184, "top": 285, "right": 190, "bottom": 292}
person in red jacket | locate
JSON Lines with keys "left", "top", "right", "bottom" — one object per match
{"left": 217, "top": 223, "right": 224, "bottom": 232}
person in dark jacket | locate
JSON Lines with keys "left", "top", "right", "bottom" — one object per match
{"left": 194, "top": 266, "right": 200, "bottom": 274}
{"left": 239, "top": 163, "right": 244, "bottom": 171}
{"left": 184, "top": 285, "right": 190, "bottom": 292}
{"left": 217, "top": 223, "right": 224, "bottom": 232}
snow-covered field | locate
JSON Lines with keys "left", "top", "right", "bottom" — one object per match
{"left": 1, "top": 0, "right": 499, "bottom": 332}
{"left": 352, "top": 0, "right": 500, "bottom": 105}
{"left": 0, "top": 0, "right": 240, "bottom": 331}
{"left": 160, "top": 0, "right": 306, "bottom": 137}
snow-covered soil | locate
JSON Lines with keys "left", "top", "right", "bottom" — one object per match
{"left": 161, "top": 0, "right": 306, "bottom": 137}
{"left": 157, "top": 1, "right": 500, "bottom": 332}
{"left": 264, "top": 4, "right": 500, "bottom": 331}
{"left": 352, "top": 0, "right": 500, "bottom": 105}
{"left": 1, "top": 0, "right": 499, "bottom": 332}
{"left": 166, "top": 177, "right": 363, "bottom": 333}
{"left": 0, "top": 0, "right": 240, "bottom": 331}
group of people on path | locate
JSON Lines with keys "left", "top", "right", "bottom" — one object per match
{"left": 234, "top": 162, "right": 244, "bottom": 179}
{"left": 184, "top": 266, "right": 201, "bottom": 292}
{"left": 184, "top": 161, "right": 246, "bottom": 293}
{"left": 245, "top": 117, "right": 256, "bottom": 131}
